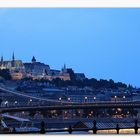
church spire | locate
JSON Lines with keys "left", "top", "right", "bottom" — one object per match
{"left": 1, "top": 55, "right": 3, "bottom": 63}
{"left": 12, "top": 52, "right": 15, "bottom": 61}
{"left": 11, "top": 52, "right": 15, "bottom": 67}
{"left": 32, "top": 56, "right": 36, "bottom": 63}
{"left": 62, "top": 63, "right": 67, "bottom": 73}
{"left": 64, "top": 64, "right": 66, "bottom": 69}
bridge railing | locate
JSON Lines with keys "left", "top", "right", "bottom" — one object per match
{"left": 0, "top": 119, "right": 140, "bottom": 134}
{"left": 1, "top": 85, "right": 140, "bottom": 107}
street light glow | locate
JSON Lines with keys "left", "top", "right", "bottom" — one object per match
{"left": 123, "top": 96, "right": 126, "bottom": 99}
{"left": 5, "top": 101, "right": 8, "bottom": 105}
{"left": 15, "top": 101, "right": 17, "bottom": 104}
{"left": 85, "top": 96, "right": 88, "bottom": 100}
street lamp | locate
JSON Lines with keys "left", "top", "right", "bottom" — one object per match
{"left": 14, "top": 101, "right": 18, "bottom": 106}
{"left": 59, "top": 97, "right": 62, "bottom": 101}
{"left": 68, "top": 98, "right": 71, "bottom": 102}
{"left": 123, "top": 96, "right": 126, "bottom": 101}
{"left": 5, "top": 101, "right": 8, "bottom": 107}
{"left": 114, "top": 96, "right": 117, "bottom": 103}
{"left": 94, "top": 96, "right": 96, "bottom": 102}
{"left": 84, "top": 96, "right": 88, "bottom": 103}
{"left": 22, "top": 111, "right": 25, "bottom": 114}
{"left": 29, "top": 99, "right": 33, "bottom": 106}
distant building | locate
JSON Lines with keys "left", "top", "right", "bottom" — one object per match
{"left": 75, "top": 73, "right": 86, "bottom": 81}
{"left": 0, "top": 53, "right": 25, "bottom": 80}
{"left": 0, "top": 53, "right": 86, "bottom": 81}
{"left": 58, "top": 64, "right": 71, "bottom": 81}
{"left": 0, "top": 53, "right": 25, "bottom": 71}
{"left": 24, "top": 56, "right": 51, "bottom": 78}
{"left": 24, "top": 57, "right": 70, "bottom": 81}
{"left": 45, "top": 64, "right": 71, "bottom": 81}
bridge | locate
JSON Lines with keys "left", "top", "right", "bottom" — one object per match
{"left": 1, "top": 101, "right": 140, "bottom": 113}
{"left": 0, "top": 85, "right": 140, "bottom": 113}
{"left": 1, "top": 85, "right": 140, "bottom": 134}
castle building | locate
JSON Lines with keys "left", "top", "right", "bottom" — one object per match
{"left": 24, "top": 57, "right": 71, "bottom": 81}
{"left": 24, "top": 56, "right": 51, "bottom": 78}
{"left": 0, "top": 53, "right": 25, "bottom": 80}
{"left": 0, "top": 53, "right": 85, "bottom": 81}
{"left": 75, "top": 73, "right": 86, "bottom": 81}
{"left": 58, "top": 64, "right": 71, "bottom": 81}
{"left": 0, "top": 53, "right": 25, "bottom": 71}
{"left": 46, "top": 64, "right": 71, "bottom": 81}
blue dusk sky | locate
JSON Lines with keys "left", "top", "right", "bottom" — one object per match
{"left": 0, "top": 8, "right": 140, "bottom": 87}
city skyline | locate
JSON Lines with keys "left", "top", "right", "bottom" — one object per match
{"left": 0, "top": 8, "right": 140, "bottom": 87}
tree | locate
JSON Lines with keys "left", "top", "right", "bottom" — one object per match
{"left": 0, "top": 69, "right": 11, "bottom": 80}
{"left": 0, "top": 98, "right": 2, "bottom": 105}
{"left": 52, "top": 78, "right": 65, "bottom": 87}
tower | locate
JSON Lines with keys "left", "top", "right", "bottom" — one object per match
{"left": 11, "top": 52, "right": 15, "bottom": 67}
{"left": 1, "top": 55, "right": 3, "bottom": 64}
{"left": 32, "top": 56, "right": 36, "bottom": 63}
{"left": 12, "top": 52, "right": 15, "bottom": 61}
{"left": 62, "top": 64, "right": 67, "bottom": 73}
{"left": 0, "top": 55, "right": 3, "bottom": 68}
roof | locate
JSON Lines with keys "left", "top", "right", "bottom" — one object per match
{"left": 73, "top": 118, "right": 139, "bottom": 130}
{"left": 84, "top": 122, "right": 135, "bottom": 129}
{"left": 42, "top": 88, "right": 64, "bottom": 92}
{"left": 73, "top": 121, "right": 88, "bottom": 129}
{"left": 1, "top": 60, "right": 24, "bottom": 67}
{"left": 24, "top": 62, "right": 49, "bottom": 66}
{"left": 2, "top": 114, "right": 30, "bottom": 122}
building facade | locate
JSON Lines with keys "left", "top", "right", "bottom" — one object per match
{"left": 0, "top": 53, "right": 25, "bottom": 80}
{"left": 24, "top": 57, "right": 70, "bottom": 81}
{"left": 0, "top": 54, "right": 85, "bottom": 81}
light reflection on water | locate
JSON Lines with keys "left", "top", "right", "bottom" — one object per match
{"left": 46, "top": 129, "right": 140, "bottom": 134}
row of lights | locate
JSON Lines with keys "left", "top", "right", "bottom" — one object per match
{"left": 84, "top": 96, "right": 96, "bottom": 101}
{"left": 3, "top": 99, "right": 33, "bottom": 105}
{"left": 114, "top": 96, "right": 126, "bottom": 101}
{"left": 59, "top": 97, "right": 71, "bottom": 101}
{"left": 4, "top": 95, "right": 126, "bottom": 105}
{"left": 114, "top": 96, "right": 126, "bottom": 98}
{"left": 58, "top": 96, "right": 97, "bottom": 102}
{"left": 59, "top": 95, "right": 126, "bottom": 102}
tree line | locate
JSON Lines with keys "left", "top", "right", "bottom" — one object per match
{"left": 0, "top": 69, "right": 132, "bottom": 90}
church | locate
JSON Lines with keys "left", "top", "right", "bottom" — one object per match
{"left": 0, "top": 53, "right": 25, "bottom": 80}
{"left": 0, "top": 53, "right": 25, "bottom": 70}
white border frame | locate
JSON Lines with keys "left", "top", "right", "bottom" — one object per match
{"left": 0, "top": 0, "right": 140, "bottom": 7}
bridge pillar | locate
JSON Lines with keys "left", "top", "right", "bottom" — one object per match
{"left": 68, "top": 126, "right": 72, "bottom": 134}
{"left": 92, "top": 120, "right": 97, "bottom": 134}
{"left": 40, "top": 121, "right": 46, "bottom": 134}
{"left": 134, "top": 119, "right": 138, "bottom": 134}
{"left": 12, "top": 127, "right": 16, "bottom": 133}
{"left": 116, "top": 124, "right": 120, "bottom": 134}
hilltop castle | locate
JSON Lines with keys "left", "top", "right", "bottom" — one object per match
{"left": 0, "top": 53, "right": 72, "bottom": 81}
{"left": 0, "top": 53, "right": 24, "bottom": 71}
